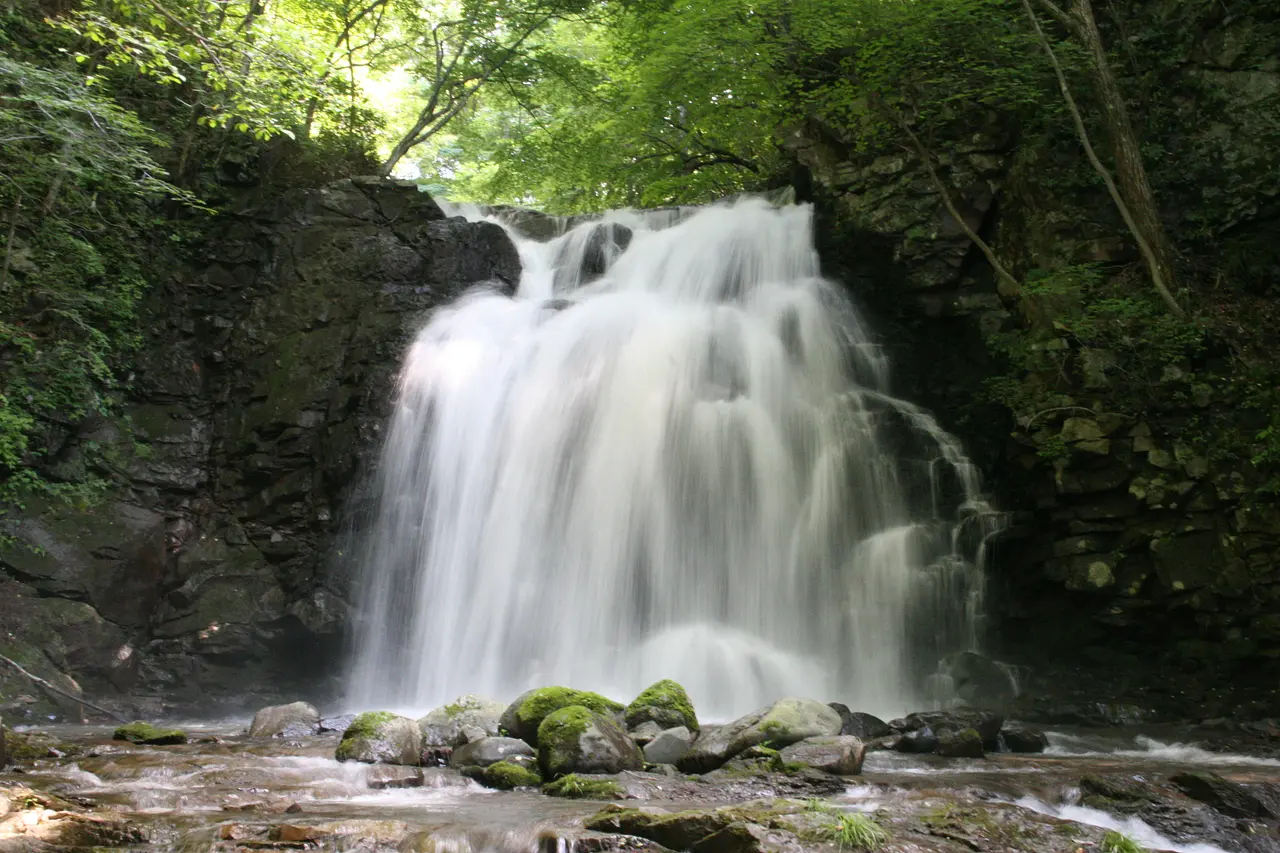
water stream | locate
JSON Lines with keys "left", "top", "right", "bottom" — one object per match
{"left": 347, "top": 197, "right": 1001, "bottom": 720}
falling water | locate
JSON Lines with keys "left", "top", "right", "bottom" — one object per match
{"left": 347, "top": 197, "right": 1002, "bottom": 720}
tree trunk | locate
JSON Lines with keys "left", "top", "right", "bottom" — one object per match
{"left": 1068, "top": 0, "right": 1181, "bottom": 308}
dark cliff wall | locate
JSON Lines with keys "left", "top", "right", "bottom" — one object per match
{"left": 798, "top": 3, "right": 1280, "bottom": 718}
{"left": 0, "top": 178, "right": 519, "bottom": 718}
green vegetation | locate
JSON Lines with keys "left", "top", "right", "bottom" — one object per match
{"left": 541, "top": 773, "right": 623, "bottom": 799}
{"left": 509, "top": 687, "right": 622, "bottom": 743}
{"left": 482, "top": 759, "right": 542, "bottom": 789}
{"left": 819, "top": 812, "right": 887, "bottom": 851}
{"left": 1101, "top": 832, "right": 1146, "bottom": 853}
{"left": 112, "top": 721, "right": 188, "bottom": 745}
{"left": 335, "top": 711, "right": 396, "bottom": 760}
{"left": 624, "top": 678, "right": 698, "bottom": 731}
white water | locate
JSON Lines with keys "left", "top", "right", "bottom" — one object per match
{"left": 1014, "top": 797, "right": 1230, "bottom": 853}
{"left": 347, "top": 197, "right": 1001, "bottom": 720}
{"left": 1046, "top": 732, "right": 1280, "bottom": 769}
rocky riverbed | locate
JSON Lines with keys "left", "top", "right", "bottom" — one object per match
{"left": 2, "top": 691, "right": 1278, "bottom": 853}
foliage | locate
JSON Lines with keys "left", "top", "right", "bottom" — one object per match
{"left": 1101, "top": 831, "right": 1145, "bottom": 853}
{"left": 820, "top": 812, "right": 887, "bottom": 851}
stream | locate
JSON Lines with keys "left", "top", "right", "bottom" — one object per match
{"left": 3, "top": 721, "right": 1277, "bottom": 853}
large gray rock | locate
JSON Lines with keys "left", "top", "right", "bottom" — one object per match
{"left": 417, "top": 695, "right": 505, "bottom": 748}
{"left": 642, "top": 726, "right": 695, "bottom": 765}
{"left": 335, "top": 712, "right": 421, "bottom": 766}
{"left": 1001, "top": 725, "right": 1048, "bottom": 753}
{"left": 897, "top": 709, "right": 1003, "bottom": 748}
{"left": 677, "top": 697, "right": 841, "bottom": 773}
{"left": 828, "top": 703, "right": 891, "bottom": 739}
{"left": 537, "top": 706, "right": 643, "bottom": 778}
{"left": 779, "top": 735, "right": 866, "bottom": 774}
{"left": 450, "top": 736, "right": 535, "bottom": 769}
{"left": 249, "top": 701, "right": 320, "bottom": 737}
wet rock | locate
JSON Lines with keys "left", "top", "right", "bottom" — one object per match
{"left": 1001, "top": 725, "right": 1048, "bottom": 753}
{"left": 778, "top": 735, "right": 866, "bottom": 774}
{"left": 418, "top": 694, "right": 506, "bottom": 748}
{"left": 625, "top": 679, "right": 699, "bottom": 732}
{"left": 366, "top": 766, "right": 425, "bottom": 789}
{"left": 538, "top": 706, "right": 643, "bottom": 778}
{"left": 895, "top": 727, "right": 939, "bottom": 754}
{"left": 335, "top": 711, "right": 421, "bottom": 765}
{"left": 450, "top": 736, "right": 535, "bottom": 768}
{"left": 643, "top": 726, "right": 695, "bottom": 765}
{"left": 269, "top": 818, "right": 410, "bottom": 846}
{"left": 112, "top": 721, "right": 188, "bottom": 745}
{"left": 1079, "top": 774, "right": 1161, "bottom": 808}
{"left": 1171, "top": 771, "right": 1276, "bottom": 818}
{"left": 898, "top": 709, "right": 1003, "bottom": 747}
{"left": 946, "top": 652, "right": 1019, "bottom": 709}
{"left": 630, "top": 721, "right": 664, "bottom": 744}
{"left": 677, "top": 698, "right": 841, "bottom": 773}
{"left": 469, "top": 757, "right": 542, "bottom": 789}
{"left": 542, "top": 773, "right": 625, "bottom": 799}
{"left": 583, "top": 800, "right": 812, "bottom": 852}
{"left": 499, "top": 687, "right": 624, "bottom": 746}
{"left": 827, "top": 704, "right": 891, "bottom": 740}
{"left": 936, "top": 728, "right": 984, "bottom": 758}
{"left": 319, "top": 714, "right": 355, "bottom": 733}
{"left": 248, "top": 701, "right": 320, "bottom": 737}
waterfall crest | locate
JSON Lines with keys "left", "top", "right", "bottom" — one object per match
{"left": 347, "top": 197, "right": 1001, "bottom": 720}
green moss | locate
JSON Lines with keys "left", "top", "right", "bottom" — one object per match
{"left": 335, "top": 711, "right": 396, "bottom": 760}
{"left": 512, "top": 687, "right": 622, "bottom": 743}
{"left": 542, "top": 773, "right": 624, "bottom": 800}
{"left": 484, "top": 760, "right": 543, "bottom": 789}
{"left": 538, "top": 705, "right": 599, "bottom": 776}
{"left": 624, "top": 679, "right": 698, "bottom": 731}
{"left": 112, "top": 721, "right": 187, "bottom": 745}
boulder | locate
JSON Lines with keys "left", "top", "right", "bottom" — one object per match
{"left": 643, "top": 726, "right": 695, "bottom": 765}
{"left": 898, "top": 709, "right": 1003, "bottom": 748}
{"left": 499, "top": 687, "right": 624, "bottom": 746}
{"left": 249, "top": 702, "right": 320, "bottom": 738}
{"left": 1171, "top": 771, "right": 1275, "bottom": 819}
{"left": 450, "top": 736, "right": 535, "bottom": 769}
{"left": 630, "top": 721, "right": 664, "bottom": 744}
{"left": 828, "top": 704, "right": 891, "bottom": 739}
{"left": 319, "top": 715, "right": 356, "bottom": 733}
{"left": 625, "top": 679, "right": 699, "bottom": 732}
{"left": 778, "top": 735, "right": 866, "bottom": 774}
{"left": 112, "top": 722, "right": 188, "bottom": 745}
{"left": 936, "top": 728, "right": 984, "bottom": 758}
{"left": 677, "top": 697, "right": 841, "bottom": 773}
{"left": 894, "top": 727, "right": 938, "bottom": 754}
{"left": 417, "top": 695, "right": 505, "bottom": 748}
{"left": 537, "top": 706, "right": 643, "bottom": 778}
{"left": 1001, "top": 725, "right": 1048, "bottom": 753}
{"left": 335, "top": 712, "right": 421, "bottom": 766}
{"left": 479, "top": 757, "right": 542, "bottom": 790}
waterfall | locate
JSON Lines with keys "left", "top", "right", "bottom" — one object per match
{"left": 346, "top": 197, "right": 1001, "bottom": 720}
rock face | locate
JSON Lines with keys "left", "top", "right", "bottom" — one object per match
{"left": 642, "top": 726, "right": 695, "bottom": 766}
{"left": 450, "top": 737, "right": 535, "bottom": 769}
{"left": 499, "top": 687, "right": 624, "bottom": 746}
{"left": 335, "top": 712, "right": 422, "bottom": 765}
{"left": 778, "top": 735, "right": 866, "bottom": 774}
{"left": 249, "top": 701, "right": 320, "bottom": 737}
{"left": 0, "top": 178, "right": 520, "bottom": 717}
{"left": 625, "top": 679, "right": 699, "bottom": 732}
{"left": 418, "top": 695, "right": 505, "bottom": 748}
{"left": 678, "top": 697, "right": 842, "bottom": 773}
{"left": 536, "top": 706, "right": 643, "bottom": 778}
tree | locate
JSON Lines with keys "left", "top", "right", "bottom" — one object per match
{"left": 1021, "top": 0, "right": 1185, "bottom": 317}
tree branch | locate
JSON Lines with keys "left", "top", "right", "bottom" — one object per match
{"left": 0, "top": 653, "right": 128, "bottom": 723}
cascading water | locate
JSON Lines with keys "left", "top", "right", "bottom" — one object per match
{"left": 347, "top": 197, "right": 1002, "bottom": 720}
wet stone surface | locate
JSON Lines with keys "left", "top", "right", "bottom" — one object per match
{"left": 1, "top": 722, "right": 1278, "bottom": 853}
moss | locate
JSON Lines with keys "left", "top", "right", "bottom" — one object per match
{"left": 335, "top": 711, "right": 396, "bottom": 760}
{"left": 512, "top": 687, "right": 622, "bottom": 743}
{"left": 112, "top": 721, "right": 188, "bottom": 745}
{"left": 484, "top": 760, "right": 543, "bottom": 789}
{"left": 538, "top": 705, "right": 598, "bottom": 776}
{"left": 624, "top": 679, "right": 698, "bottom": 731}
{"left": 542, "top": 773, "right": 624, "bottom": 800}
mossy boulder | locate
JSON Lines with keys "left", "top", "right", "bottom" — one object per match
{"left": 537, "top": 705, "right": 642, "bottom": 778}
{"left": 476, "top": 757, "right": 543, "bottom": 790}
{"left": 335, "top": 712, "right": 421, "bottom": 765}
{"left": 112, "top": 722, "right": 188, "bottom": 745}
{"left": 417, "top": 694, "right": 506, "bottom": 748}
{"left": 249, "top": 701, "right": 320, "bottom": 738}
{"left": 936, "top": 728, "right": 984, "bottom": 758}
{"left": 542, "top": 773, "right": 625, "bottom": 800}
{"left": 624, "top": 679, "right": 698, "bottom": 732}
{"left": 498, "top": 687, "right": 624, "bottom": 746}
{"left": 678, "top": 697, "right": 841, "bottom": 773}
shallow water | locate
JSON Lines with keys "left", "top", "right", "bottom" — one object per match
{"left": 4, "top": 722, "right": 1275, "bottom": 853}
